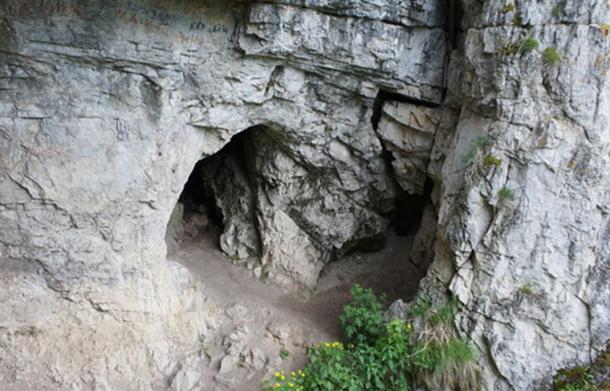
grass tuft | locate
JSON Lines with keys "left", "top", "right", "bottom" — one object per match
{"left": 461, "top": 135, "right": 488, "bottom": 166}
{"left": 513, "top": 14, "right": 523, "bottom": 26}
{"left": 498, "top": 187, "right": 514, "bottom": 202}
{"left": 543, "top": 47, "right": 561, "bottom": 65}
{"left": 519, "top": 284, "right": 536, "bottom": 295}
{"left": 484, "top": 155, "right": 502, "bottom": 167}
{"left": 412, "top": 304, "right": 480, "bottom": 391}
{"left": 520, "top": 37, "right": 539, "bottom": 53}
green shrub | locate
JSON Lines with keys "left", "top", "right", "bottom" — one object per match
{"left": 554, "top": 366, "right": 596, "bottom": 391}
{"left": 339, "top": 284, "right": 385, "bottom": 345}
{"left": 553, "top": 344, "right": 610, "bottom": 390}
{"left": 520, "top": 37, "right": 539, "bottom": 53}
{"left": 264, "top": 288, "right": 480, "bottom": 391}
{"left": 543, "top": 47, "right": 561, "bottom": 65}
{"left": 263, "top": 324, "right": 413, "bottom": 391}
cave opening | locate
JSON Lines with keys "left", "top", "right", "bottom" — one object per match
{"left": 165, "top": 118, "right": 437, "bottom": 311}
{"left": 162, "top": 122, "right": 438, "bottom": 382}
{"left": 165, "top": 128, "right": 258, "bottom": 258}
{"left": 389, "top": 176, "right": 435, "bottom": 237}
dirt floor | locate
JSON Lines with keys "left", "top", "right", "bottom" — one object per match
{"left": 169, "top": 228, "right": 424, "bottom": 390}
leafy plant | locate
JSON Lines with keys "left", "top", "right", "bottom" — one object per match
{"left": 339, "top": 284, "right": 385, "bottom": 345}
{"left": 263, "top": 288, "right": 480, "bottom": 391}
{"left": 280, "top": 349, "right": 290, "bottom": 359}
{"left": 543, "top": 47, "right": 561, "bottom": 65}
{"left": 551, "top": 5, "right": 563, "bottom": 17}
{"left": 552, "top": 344, "right": 610, "bottom": 390}
{"left": 554, "top": 366, "right": 596, "bottom": 391}
{"left": 264, "top": 369, "right": 306, "bottom": 391}
{"left": 520, "top": 37, "right": 539, "bottom": 53}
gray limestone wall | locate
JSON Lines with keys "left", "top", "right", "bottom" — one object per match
{"left": 0, "top": 0, "right": 608, "bottom": 389}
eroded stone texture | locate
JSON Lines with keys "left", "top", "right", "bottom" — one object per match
{"left": 376, "top": 101, "right": 441, "bottom": 194}
{"left": 417, "top": 1, "right": 610, "bottom": 390}
{"left": 0, "top": 0, "right": 447, "bottom": 388}
{"left": 0, "top": 0, "right": 608, "bottom": 389}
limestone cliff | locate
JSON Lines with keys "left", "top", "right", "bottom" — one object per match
{"left": 0, "top": 0, "right": 608, "bottom": 390}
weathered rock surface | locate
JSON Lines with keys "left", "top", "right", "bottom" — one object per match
{"left": 0, "top": 0, "right": 608, "bottom": 389}
{"left": 376, "top": 101, "right": 441, "bottom": 194}
{"left": 417, "top": 1, "right": 610, "bottom": 390}
{"left": 0, "top": 0, "right": 444, "bottom": 388}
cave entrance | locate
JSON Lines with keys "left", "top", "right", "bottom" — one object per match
{"left": 165, "top": 120, "right": 437, "bottom": 290}
{"left": 163, "top": 123, "right": 438, "bottom": 387}
{"left": 164, "top": 117, "right": 437, "bottom": 306}
{"left": 389, "top": 177, "right": 434, "bottom": 237}
{"left": 165, "top": 128, "right": 260, "bottom": 259}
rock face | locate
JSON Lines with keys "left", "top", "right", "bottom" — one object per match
{"left": 418, "top": 1, "right": 610, "bottom": 390}
{"left": 0, "top": 0, "right": 608, "bottom": 390}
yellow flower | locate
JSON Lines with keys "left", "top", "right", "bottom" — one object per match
{"left": 274, "top": 383, "right": 280, "bottom": 388}
{"left": 288, "top": 383, "right": 294, "bottom": 388}
{"left": 274, "top": 372, "right": 281, "bottom": 378}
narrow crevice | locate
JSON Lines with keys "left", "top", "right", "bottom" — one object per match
{"left": 391, "top": 177, "right": 435, "bottom": 236}
{"left": 371, "top": 90, "right": 441, "bottom": 130}
{"left": 448, "top": 0, "right": 463, "bottom": 50}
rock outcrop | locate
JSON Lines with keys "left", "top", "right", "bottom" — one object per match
{"left": 418, "top": 1, "right": 610, "bottom": 390}
{"left": 0, "top": 0, "right": 608, "bottom": 390}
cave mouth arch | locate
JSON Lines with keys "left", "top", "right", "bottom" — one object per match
{"left": 165, "top": 126, "right": 263, "bottom": 261}
{"left": 165, "top": 123, "right": 436, "bottom": 297}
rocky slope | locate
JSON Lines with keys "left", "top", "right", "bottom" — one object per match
{"left": 0, "top": 0, "right": 608, "bottom": 390}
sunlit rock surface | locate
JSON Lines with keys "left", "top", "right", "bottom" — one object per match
{"left": 0, "top": 0, "right": 608, "bottom": 389}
